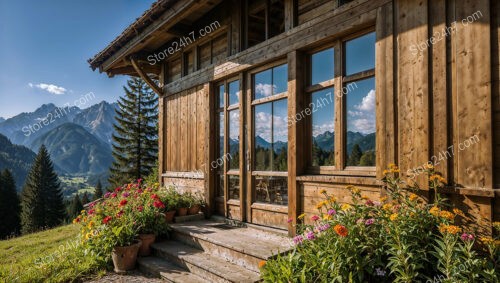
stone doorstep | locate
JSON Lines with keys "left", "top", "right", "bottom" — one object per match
{"left": 153, "top": 241, "right": 261, "bottom": 283}
{"left": 137, "top": 257, "right": 206, "bottom": 283}
{"left": 174, "top": 212, "right": 205, "bottom": 223}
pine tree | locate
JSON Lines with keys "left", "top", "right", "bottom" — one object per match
{"left": 347, "top": 144, "right": 363, "bottom": 166}
{"left": 0, "top": 169, "right": 21, "bottom": 238}
{"left": 81, "top": 192, "right": 90, "bottom": 205}
{"left": 109, "top": 77, "right": 158, "bottom": 186}
{"left": 20, "top": 145, "right": 66, "bottom": 234}
{"left": 93, "top": 180, "right": 103, "bottom": 200}
{"left": 68, "top": 194, "right": 83, "bottom": 219}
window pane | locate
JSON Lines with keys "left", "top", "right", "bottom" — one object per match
{"left": 254, "top": 103, "right": 272, "bottom": 170}
{"left": 272, "top": 99, "right": 288, "bottom": 171}
{"left": 273, "top": 64, "right": 288, "bottom": 94}
{"left": 218, "top": 112, "right": 224, "bottom": 160}
{"left": 255, "top": 176, "right": 288, "bottom": 205}
{"left": 228, "top": 176, "right": 240, "bottom": 200}
{"left": 216, "top": 174, "right": 224, "bottom": 197}
{"left": 311, "top": 48, "right": 334, "bottom": 85}
{"left": 346, "top": 77, "right": 376, "bottom": 166}
{"left": 218, "top": 85, "right": 225, "bottom": 108}
{"left": 229, "top": 110, "right": 240, "bottom": 170}
{"left": 345, "top": 32, "right": 375, "bottom": 76}
{"left": 229, "top": 80, "right": 240, "bottom": 105}
{"left": 254, "top": 69, "right": 273, "bottom": 100}
{"left": 311, "top": 88, "right": 335, "bottom": 166}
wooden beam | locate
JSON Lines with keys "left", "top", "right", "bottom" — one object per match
{"left": 284, "top": 0, "right": 298, "bottom": 31}
{"left": 130, "top": 56, "right": 164, "bottom": 96}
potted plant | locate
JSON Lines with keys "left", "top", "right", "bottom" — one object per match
{"left": 177, "top": 193, "right": 189, "bottom": 216}
{"left": 188, "top": 192, "right": 205, "bottom": 215}
{"left": 134, "top": 197, "right": 169, "bottom": 256}
{"left": 161, "top": 187, "right": 178, "bottom": 223}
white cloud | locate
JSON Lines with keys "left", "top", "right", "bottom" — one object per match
{"left": 29, "top": 83, "right": 67, "bottom": 95}
{"left": 351, "top": 118, "right": 375, "bottom": 134}
{"left": 254, "top": 110, "right": 288, "bottom": 142}
{"left": 255, "top": 83, "right": 276, "bottom": 97}
{"left": 355, "top": 89, "right": 375, "bottom": 111}
{"left": 313, "top": 123, "right": 334, "bottom": 137}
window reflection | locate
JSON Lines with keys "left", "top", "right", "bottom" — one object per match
{"left": 229, "top": 110, "right": 239, "bottom": 170}
{"left": 216, "top": 174, "right": 224, "bottom": 197}
{"left": 229, "top": 80, "right": 240, "bottom": 105}
{"left": 218, "top": 112, "right": 224, "bottom": 159}
{"left": 254, "top": 69, "right": 273, "bottom": 100}
{"left": 219, "top": 85, "right": 225, "bottom": 108}
{"left": 311, "top": 48, "right": 334, "bottom": 85}
{"left": 272, "top": 99, "right": 288, "bottom": 171}
{"left": 254, "top": 103, "right": 272, "bottom": 171}
{"left": 345, "top": 32, "right": 375, "bottom": 76}
{"left": 346, "top": 78, "right": 375, "bottom": 166}
{"left": 255, "top": 176, "right": 288, "bottom": 205}
{"left": 273, "top": 64, "right": 288, "bottom": 94}
{"left": 311, "top": 88, "right": 335, "bottom": 166}
{"left": 228, "top": 176, "right": 239, "bottom": 200}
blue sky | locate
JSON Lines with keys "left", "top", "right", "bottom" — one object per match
{"left": 0, "top": 0, "right": 156, "bottom": 118}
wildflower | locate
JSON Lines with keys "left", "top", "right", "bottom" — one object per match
{"left": 116, "top": 210, "right": 124, "bottom": 218}
{"left": 319, "top": 189, "right": 326, "bottom": 194}
{"left": 258, "top": 260, "right": 266, "bottom": 269}
{"left": 102, "top": 216, "right": 112, "bottom": 224}
{"left": 315, "top": 201, "right": 327, "bottom": 209}
{"left": 328, "top": 196, "right": 336, "bottom": 203}
{"left": 365, "top": 218, "right": 375, "bottom": 226}
{"left": 122, "top": 192, "right": 130, "bottom": 198}
{"left": 115, "top": 187, "right": 122, "bottom": 192}
{"left": 375, "top": 267, "right": 386, "bottom": 276}
{"left": 409, "top": 193, "right": 418, "bottom": 201}
{"left": 365, "top": 199, "right": 374, "bottom": 206}
{"left": 137, "top": 206, "right": 144, "bottom": 212}
{"left": 383, "top": 169, "right": 390, "bottom": 175}
{"left": 382, "top": 203, "right": 393, "bottom": 211}
{"left": 439, "top": 224, "right": 461, "bottom": 235}
{"left": 389, "top": 213, "right": 398, "bottom": 221}
{"left": 317, "top": 223, "right": 330, "bottom": 232}
{"left": 460, "top": 233, "right": 474, "bottom": 241}
{"left": 327, "top": 209, "right": 336, "bottom": 216}
{"left": 111, "top": 192, "right": 117, "bottom": 198}
{"left": 430, "top": 174, "right": 446, "bottom": 183}
{"left": 104, "top": 192, "right": 111, "bottom": 198}
{"left": 334, "top": 224, "right": 348, "bottom": 237}
{"left": 388, "top": 163, "right": 397, "bottom": 169}
{"left": 151, "top": 194, "right": 159, "bottom": 200}
{"left": 137, "top": 189, "right": 143, "bottom": 194}
{"left": 341, "top": 204, "right": 352, "bottom": 211}
{"left": 323, "top": 214, "right": 332, "bottom": 220}
{"left": 119, "top": 199, "right": 128, "bottom": 206}
{"left": 87, "top": 221, "right": 95, "bottom": 229}
{"left": 439, "top": 210, "right": 455, "bottom": 221}
{"left": 311, "top": 215, "right": 320, "bottom": 222}
{"left": 480, "top": 237, "right": 494, "bottom": 245}
{"left": 356, "top": 218, "right": 364, "bottom": 224}
{"left": 429, "top": 206, "right": 440, "bottom": 216}
{"left": 453, "top": 208, "right": 465, "bottom": 217}
{"left": 297, "top": 213, "right": 306, "bottom": 220}
{"left": 380, "top": 196, "right": 388, "bottom": 202}
{"left": 293, "top": 235, "right": 304, "bottom": 245}
{"left": 137, "top": 178, "right": 143, "bottom": 183}
{"left": 153, "top": 200, "right": 166, "bottom": 209}
{"left": 373, "top": 201, "right": 381, "bottom": 207}
{"left": 85, "top": 232, "right": 92, "bottom": 240}
{"left": 287, "top": 218, "right": 293, "bottom": 223}
{"left": 306, "top": 231, "right": 315, "bottom": 240}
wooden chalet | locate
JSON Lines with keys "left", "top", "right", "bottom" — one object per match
{"left": 89, "top": 0, "right": 499, "bottom": 238}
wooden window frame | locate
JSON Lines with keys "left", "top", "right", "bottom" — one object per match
{"left": 306, "top": 29, "right": 376, "bottom": 177}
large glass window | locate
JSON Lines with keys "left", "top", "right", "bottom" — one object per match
{"left": 252, "top": 64, "right": 288, "bottom": 205}
{"left": 307, "top": 31, "right": 376, "bottom": 170}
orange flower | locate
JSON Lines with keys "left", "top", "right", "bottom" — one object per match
{"left": 439, "top": 224, "right": 461, "bottom": 235}
{"left": 333, "top": 224, "right": 348, "bottom": 237}
{"left": 453, "top": 208, "right": 465, "bottom": 217}
{"left": 382, "top": 203, "right": 393, "bottom": 211}
{"left": 380, "top": 196, "right": 388, "bottom": 202}
{"left": 389, "top": 213, "right": 398, "bottom": 221}
{"left": 258, "top": 260, "right": 266, "bottom": 269}
{"left": 319, "top": 189, "right": 327, "bottom": 194}
{"left": 439, "top": 210, "right": 455, "bottom": 221}
{"left": 409, "top": 193, "right": 418, "bottom": 201}
{"left": 429, "top": 206, "right": 440, "bottom": 216}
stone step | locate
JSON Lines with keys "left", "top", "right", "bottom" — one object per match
{"left": 137, "top": 257, "right": 206, "bottom": 283}
{"left": 152, "top": 241, "right": 261, "bottom": 283}
{"left": 169, "top": 220, "right": 292, "bottom": 272}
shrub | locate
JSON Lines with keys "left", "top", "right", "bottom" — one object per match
{"left": 261, "top": 164, "right": 500, "bottom": 283}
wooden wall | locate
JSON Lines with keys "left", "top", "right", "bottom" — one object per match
{"left": 492, "top": 0, "right": 500, "bottom": 222}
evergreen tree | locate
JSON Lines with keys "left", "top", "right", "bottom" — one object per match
{"left": 68, "top": 194, "right": 83, "bottom": 219}
{"left": 347, "top": 144, "right": 363, "bottom": 166}
{"left": 93, "top": 180, "right": 103, "bottom": 200}
{"left": 109, "top": 77, "right": 158, "bottom": 186}
{"left": 359, "top": 150, "right": 376, "bottom": 166}
{"left": 0, "top": 169, "right": 21, "bottom": 238}
{"left": 81, "top": 192, "right": 90, "bottom": 205}
{"left": 20, "top": 145, "right": 66, "bottom": 234}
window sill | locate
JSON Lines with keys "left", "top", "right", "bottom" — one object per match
{"left": 307, "top": 166, "right": 376, "bottom": 177}
{"left": 251, "top": 202, "right": 288, "bottom": 213}
{"left": 296, "top": 174, "right": 382, "bottom": 187}
{"left": 227, "top": 199, "right": 240, "bottom": 205}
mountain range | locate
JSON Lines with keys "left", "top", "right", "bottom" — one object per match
{"left": 0, "top": 101, "right": 117, "bottom": 183}
{"left": 0, "top": 133, "right": 36, "bottom": 190}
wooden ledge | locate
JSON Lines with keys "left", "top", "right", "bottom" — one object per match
{"left": 251, "top": 202, "right": 288, "bottom": 213}
{"left": 296, "top": 175, "right": 382, "bottom": 186}
{"left": 162, "top": 171, "right": 204, "bottom": 179}
{"left": 438, "top": 186, "right": 497, "bottom": 198}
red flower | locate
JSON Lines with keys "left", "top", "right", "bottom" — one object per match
{"left": 115, "top": 187, "right": 122, "bottom": 192}
{"left": 137, "top": 206, "right": 144, "bottom": 212}
{"left": 119, "top": 199, "right": 128, "bottom": 206}
{"left": 153, "top": 200, "right": 165, "bottom": 209}
{"left": 88, "top": 209, "right": 95, "bottom": 215}
{"left": 102, "top": 216, "right": 112, "bottom": 224}
{"left": 137, "top": 189, "right": 143, "bottom": 194}
{"left": 151, "top": 194, "right": 159, "bottom": 200}
{"left": 111, "top": 192, "right": 117, "bottom": 198}
{"left": 116, "top": 210, "right": 124, "bottom": 218}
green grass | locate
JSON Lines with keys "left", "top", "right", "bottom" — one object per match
{"left": 0, "top": 225, "right": 106, "bottom": 283}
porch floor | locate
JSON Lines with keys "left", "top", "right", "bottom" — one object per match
{"left": 138, "top": 219, "right": 293, "bottom": 282}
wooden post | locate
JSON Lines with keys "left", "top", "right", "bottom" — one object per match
{"left": 205, "top": 82, "right": 214, "bottom": 217}
{"left": 287, "top": 51, "right": 305, "bottom": 236}
{"left": 284, "top": 0, "right": 298, "bottom": 31}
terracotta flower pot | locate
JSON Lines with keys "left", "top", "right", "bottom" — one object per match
{"left": 177, "top": 207, "right": 188, "bottom": 216}
{"left": 165, "top": 210, "right": 176, "bottom": 223}
{"left": 188, "top": 205, "right": 200, "bottom": 215}
{"left": 112, "top": 240, "right": 142, "bottom": 274}
{"left": 138, "top": 234, "right": 156, "bottom": 256}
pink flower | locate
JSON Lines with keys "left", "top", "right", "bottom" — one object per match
{"left": 365, "top": 218, "right": 375, "bottom": 226}
{"left": 287, "top": 218, "right": 293, "bottom": 223}
{"left": 104, "top": 192, "right": 111, "bottom": 198}
{"left": 116, "top": 210, "right": 124, "bottom": 218}
{"left": 311, "top": 215, "right": 320, "bottom": 221}
{"left": 137, "top": 206, "right": 144, "bottom": 212}
{"left": 151, "top": 194, "right": 159, "bottom": 200}
{"left": 356, "top": 218, "right": 365, "bottom": 224}
{"left": 327, "top": 209, "right": 336, "bottom": 216}
{"left": 88, "top": 209, "right": 95, "bottom": 215}
{"left": 111, "top": 192, "right": 117, "bottom": 198}
{"left": 365, "top": 200, "right": 374, "bottom": 206}
{"left": 460, "top": 233, "right": 474, "bottom": 241}
{"left": 137, "top": 189, "right": 143, "bottom": 194}
{"left": 114, "top": 187, "right": 121, "bottom": 192}
{"left": 293, "top": 235, "right": 304, "bottom": 245}
{"left": 122, "top": 192, "right": 130, "bottom": 198}
{"left": 306, "top": 231, "right": 315, "bottom": 240}
{"left": 373, "top": 201, "right": 381, "bottom": 207}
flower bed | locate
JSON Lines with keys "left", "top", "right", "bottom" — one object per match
{"left": 261, "top": 165, "right": 500, "bottom": 282}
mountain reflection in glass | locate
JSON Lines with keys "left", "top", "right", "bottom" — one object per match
{"left": 229, "top": 110, "right": 239, "bottom": 170}
{"left": 311, "top": 87, "right": 335, "bottom": 166}
{"left": 272, "top": 99, "right": 288, "bottom": 171}
{"left": 345, "top": 78, "right": 375, "bottom": 166}
{"left": 254, "top": 103, "right": 272, "bottom": 171}
{"left": 218, "top": 112, "right": 224, "bottom": 160}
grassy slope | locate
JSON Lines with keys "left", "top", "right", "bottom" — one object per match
{"left": 0, "top": 225, "right": 105, "bottom": 283}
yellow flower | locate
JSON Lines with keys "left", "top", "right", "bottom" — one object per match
{"left": 85, "top": 232, "right": 92, "bottom": 240}
{"left": 341, "top": 204, "right": 352, "bottom": 211}
{"left": 380, "top": 196, "right": 388, "bottom": 202}
{"left": 429, "top": 206, "right": 440, "bottom": 216}
{"left": 430, "top": 174, "right": 446, "bottom": 184}
{"left": 315, "top": 201, "right": 327, "bottom": 209}
{"left": 328, "top": 196, "right": 336, "bottom": 203}
{"left": 382, "top": 203, "right": 393, "bottom": 211}
{"left": 297, "top": 213, "right": 306, "bottom": 220}
{"left": 409, "top": 193, "right": 418, "bottom": 201}
{"left": 439, "top": 211, "right": 455, "bottom": 221}
{"left": 323, "top": 214, "right": 332, "bottom": 220}
{"left": 361, "top": 195, "right": 369, "bottom": 200}
{"left": 383, "top": 170, "right": 390, "bottom": 175}
{"left": 439, "top": 224, "right": 461, "bottom": 235}
{"left": 80, "top": 210, "right": 86, "bottom": 214}
{"left": 493, "top": 222, "right": 500, "bottom": 231}
{"left": 388, "top": 163, "right": 397, "bottom": 169}
{"left": 480, "top": 237, "right": 494, "bottom": 245}
{"left": 424, "top": 163, "right": 434, "bottom": 170}
{"left": 87, "top": 221, "right": 95, "bottom": 229}
{"left": 319, "top": 189, "right": 327, "bottom": 194}
{"left": 453, "top": 208, "right": 465, "bottom": 217}
{"left": 389, "top": 213, "right": 398, "bottom": 221}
